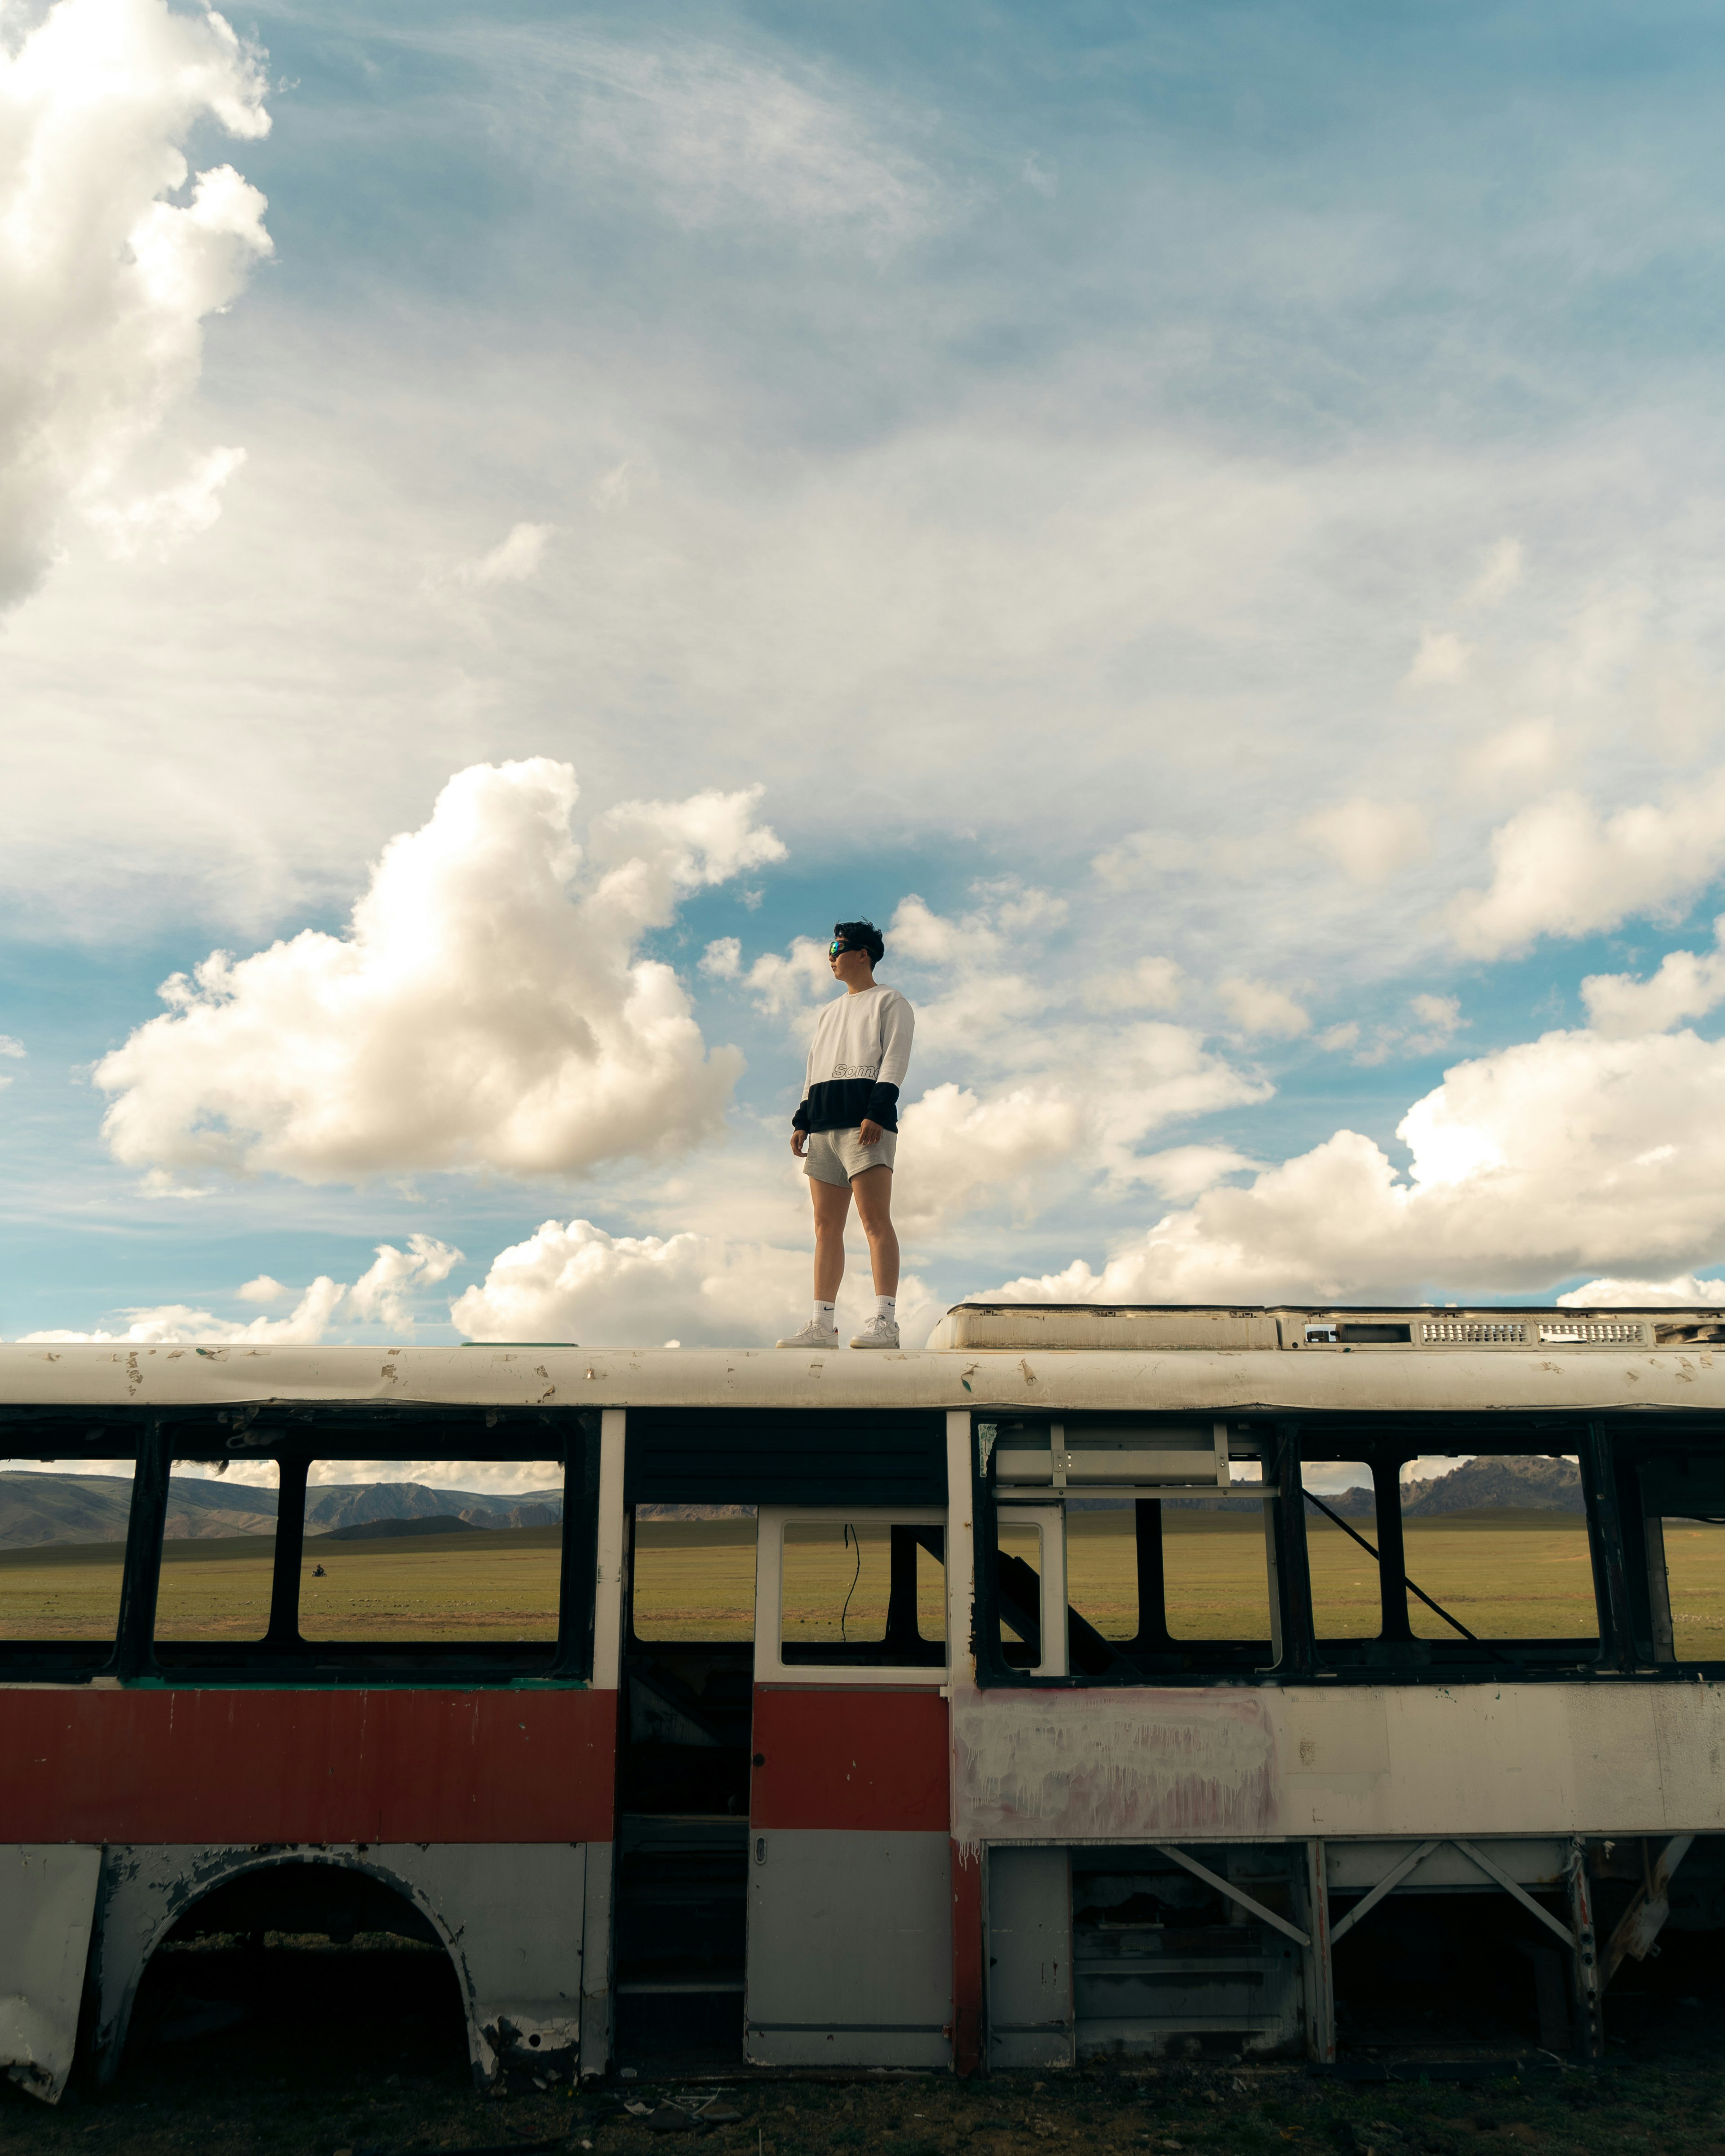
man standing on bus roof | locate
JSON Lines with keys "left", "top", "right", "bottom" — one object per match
{"left": 776, "top": 920, "right": 914, "bottom": 1351}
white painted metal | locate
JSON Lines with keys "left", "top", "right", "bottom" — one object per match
{"left": 0, "top": 1844, "right": 101, "bottom": 2103}
{"left": 1151, "top": 1842, "right": 1310, "bottom": 1948}
{"left": 753, "top": 1506, "right": 948, "bottom": 1687}
{"left": 1325, "top": 1838, "right": 1569, "bottom": 1890}
{"left": 951, "top": 1683, "right": 1725, "bottom": 1852}
{"left": 578, "top": 1840, "right": 615, "bottom": 2081}
{"left": 1605, "top": 1833, "right": 1694, "bottom": 1978}
{"left": 1450, "top": 1839, "right": 1575, "bottom": 1948}
{"left": 995, "top": 1420, "right": 1230, "bottom": 1491}
{"left": 743, "top": 1828, "right": 952, "bottom": 2067}
{"left": 993, "top": 1504, "right": 1068, "bottom": 1678}
{"left": 986, "top": 1846, "right": 1073, "bottom": 2069}
{"left": 8, "top": 1335, "right": 1725, "bottom": 1417}
{"left": 1327, "top": 1841, "right": 1442, "bottom": 1943}
{"left": 89, "top": 1843, "right": 585, "bottom": 2087}
{"left": 1568, "top": 1836, "right": 1604, "bottom": 2058}
{"left": 1299, "top": 1840, "right": 1334, "bottom": 2065}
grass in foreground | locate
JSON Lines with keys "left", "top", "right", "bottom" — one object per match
{"left": 4, "top": 1926, "right": 1725, "bottom": 2156}
{"left": 6, "top": 1514, "right": 1725, "bottom": 1656}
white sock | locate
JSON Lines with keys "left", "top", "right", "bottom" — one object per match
{"left": 874, "top": 1295, "right": 896, "bottom": 1323}
{"left": 812, "top": 1299, "right": 837, "bottom": 1329}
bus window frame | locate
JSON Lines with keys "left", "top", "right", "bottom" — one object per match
{"left": 970, "top": 1410, "right": 1725, "bottom": 1690}
{"left": 0, "top": 1403, "right": 600, "bottom": 1687}
{"left": 0, "top": 1427, "right": 142, "bottom": 1680}
{"left": 754, "top": 1505, "right": 950, "bottom": 1687}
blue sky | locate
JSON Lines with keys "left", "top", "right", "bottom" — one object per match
{"left": 6, "top": 0, "right": 1725, "bottom": 1347}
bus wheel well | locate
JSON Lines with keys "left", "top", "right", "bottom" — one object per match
{"left": 90, "top": 1847, "right": 476, "bottom": 2086}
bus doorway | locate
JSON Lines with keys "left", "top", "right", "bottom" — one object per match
{"left": 745, "top": 1509, "right": 953, "bottom": 2067}
{"left": 613, "top": 1506, "right": 757, "bottom": 2067}
{"left": 612, "top": 1407, "right": 954, "bottom": 2074}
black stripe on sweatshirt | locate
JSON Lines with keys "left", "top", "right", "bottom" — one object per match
{"left": 792, "top": 1079, "right": 901, "bottom": 1133}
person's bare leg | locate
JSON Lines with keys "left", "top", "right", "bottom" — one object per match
{"left": 811, "top": 1174, "right": 852, "bottom": 1303}
{"left": 850, "top": 1166, "right": 900, "bottom": 1297}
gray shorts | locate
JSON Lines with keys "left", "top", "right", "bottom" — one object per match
{"left": 801, "top": 1126, "right": 897, "bottom": 1186}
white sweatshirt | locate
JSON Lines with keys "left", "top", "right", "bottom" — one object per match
{"left": 791, "top": 985, "right": 915, "bottom": 1133}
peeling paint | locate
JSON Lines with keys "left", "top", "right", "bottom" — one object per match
{"left": 953, "top": 1694, "right": 1277, "bottom": 1856}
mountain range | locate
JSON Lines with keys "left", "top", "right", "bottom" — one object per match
{"left": 0, "top": 1472, "right": 562, "bottom": 1550}
{"left": 1157, "top": 1453, "right": 1584, "bottom": 1518}
{"left": 0, "top": 1453, "right": 1585, "bottom": 1551}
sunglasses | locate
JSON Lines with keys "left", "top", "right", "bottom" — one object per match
{"left": 829, "top": 939, "right": 852, "bottom": 957}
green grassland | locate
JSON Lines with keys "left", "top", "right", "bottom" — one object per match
{"left": 5, "top": 1510, "right": 1725, "bottom": 1656}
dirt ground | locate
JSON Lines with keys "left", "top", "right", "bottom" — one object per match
{"left": 7, "top": 1936, "right": 1725, "bottom": 2156}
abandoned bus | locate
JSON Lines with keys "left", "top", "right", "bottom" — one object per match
{"left": 4, "top": 1301, "right": 1725, "bottom": 2099}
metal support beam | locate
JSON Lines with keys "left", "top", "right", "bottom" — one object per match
{"left": 1151, "top": 1843, "right": 1310, "bottom": 1949}
{"left": 1329, "top": 1840, "right": 1444, "bottom": 1944}
{"left": 1567, "top": 1836, "right": 1604, "bottom": 2062}
{"left": 1606, "top": 1834, "right": 1694, "bottom": 1982}
{"left": 1300, "top": 1840, "right": 1335, "bottom": 2064}
{"left": 1453, "top": 1839, "right": 1576, "bottom": 1951}
{"left": 1581, "top": 1422, "right": 1636, "bottom": 1672}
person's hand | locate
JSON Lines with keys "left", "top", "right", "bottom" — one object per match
{"left": 858, "top": 1119, "right": 883, "bottom": 1146}
{"left": 790, "top": 1129, "right": 809, "bottom": 1155}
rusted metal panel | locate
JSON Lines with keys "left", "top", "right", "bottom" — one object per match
{"left": 0, "top": 1687, "right": 616, "bottom": 1845}
{"left": 0, "top": 1844, "right": 100, "bottom": 2103}
{"left": 952, "top": 1681, "right": 1725, "bottom": 1850}
{"left": 750, "top": 1688, "right": 949, "bottom": 1833}
{"left": 6, "top": 1336, "right": 1725, "bottom": 1416}
{"left": 90, "top": 1841, "right": 585, "bottom": 2087}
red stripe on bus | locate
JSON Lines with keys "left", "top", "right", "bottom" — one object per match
{"left": 0, "top": 1687, "right": 617, "bottom": 1845}
{"left": 949, "top": 1837, "right": 984, "bottom": 2076}
{"left": 749, "top": 1687, "right": 949, "bottom": 1831}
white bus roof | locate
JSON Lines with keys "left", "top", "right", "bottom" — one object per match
{"left": 1, "top": 1301, "right": 1724, "bottom": 1418}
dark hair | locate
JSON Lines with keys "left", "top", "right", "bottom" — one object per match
{"left": 833, "top": 918, "right": 885, "bottom": 964}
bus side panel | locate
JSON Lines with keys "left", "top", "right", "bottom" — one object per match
{"left": 0, "top": 1687, "right": 616, "bottom": 1845}
{"left": 949, "top": 1682, "right": 1725, "bottom": 1846}
{"left": 0, "top": 1843, "right": 101, "bottom": 2103}
{"left": 746, "top": 1687, "right": 950, "bottom": 2066}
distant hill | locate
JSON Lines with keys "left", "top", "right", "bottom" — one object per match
{"left": 0, "top": 1471, "right": 279, "bottom": 1548}
{"left": 0, "top": 1471, "right": 562, "bottom": 1550}
{"left": 1154, "top": 1454, "right": 1585, "bottom": 1520}
{"left": 317, "top": 1514, "right": 496, "bottom": 1543}
{"left": 1302, "top": 1454, "right": 1583, "bottom": 1519}
{"left": 302, "top": 1482, "right": 561, "bottom": 1533}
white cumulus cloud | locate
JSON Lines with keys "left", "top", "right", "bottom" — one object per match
{"left": 348, "top": 1234, "right": 464, "bottom": 1328}
{"left": 450, "top": 1215, "right": 937, "bottom": 1349}
{"left": 1557, "top": 1274, "right": 1725, "bottom": 1307}
{"left": 1581, "top": 917, "right": 1725, "bottom": 1038}
{"left": 95, "top": 759, "right": 783, "bottom": 1184}
{"left": 19, "top": 1235, "right": 464, "bottom": 1343}
{"left": 23, "top": 1277, "right": 344, "bottom": 1346}
{"left": 971, "top": 1023, "right": 1725, "bottom": 1306}
{"left": 1450, "top": 773, "right": 1725, "bottom": 958}
{"left": 0, "top": 0, "right": 272, "bottom": 606}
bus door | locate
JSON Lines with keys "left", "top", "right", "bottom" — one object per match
{"left": 745, "top": 1506, "right": 952, "bottom": 2067}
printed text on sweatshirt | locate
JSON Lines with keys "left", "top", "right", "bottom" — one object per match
{"left": 791, "top": 985, "right": 915, "bottom": 1133}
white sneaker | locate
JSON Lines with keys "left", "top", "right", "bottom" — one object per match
{"left": 776, "top": 1320, "right": 841, "bottom": 1349}
{"left": 849, "top": 1315, "right": 900, "bottom": 1349}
